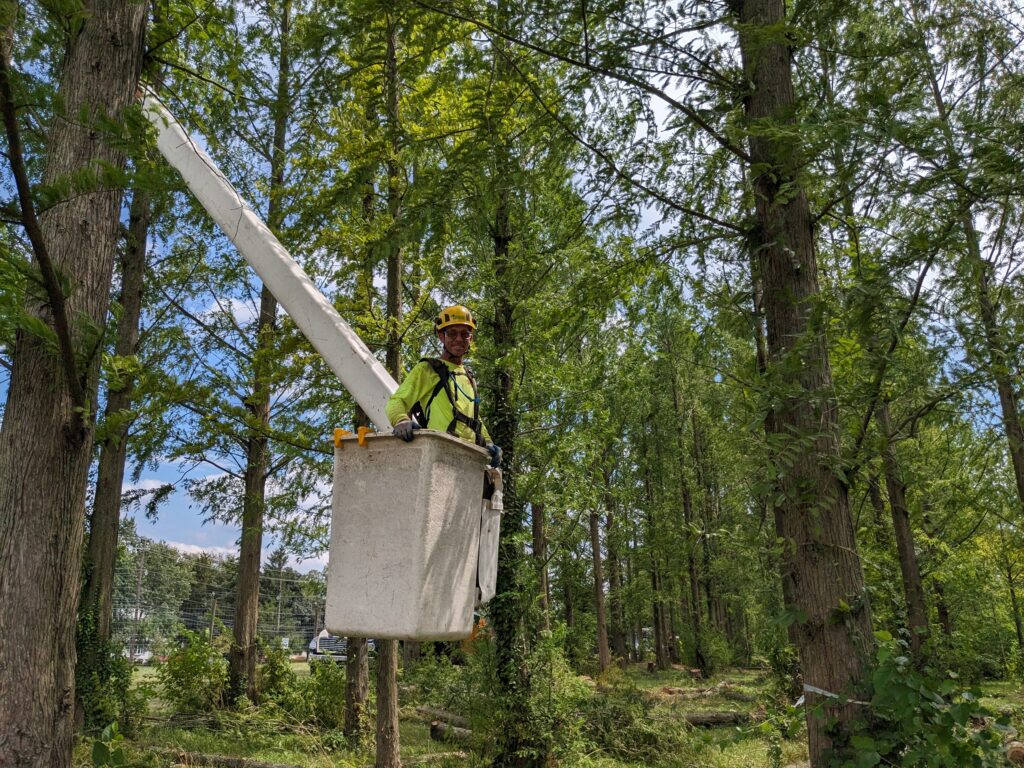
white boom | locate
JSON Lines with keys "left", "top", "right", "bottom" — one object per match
{"left": 143, "top": 95, "right": 397, "bottom": 432}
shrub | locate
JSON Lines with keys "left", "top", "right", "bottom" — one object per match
{"left": 579, "top": 680, "right": 691, "bottom": 764}
{"left": 833, "top": 632, "right": 1010, "bottom": 767}
{"left": 257, "top": 639, "right": 297, "bottom": 706}
{"left": 302, "top": 658, "right": 347, "bottom": 729}
{"left": 157, "top": 629, "right": 228, "bottom": 713}
{"left": 76, "top": 610, "right": 151, "bottom": 734}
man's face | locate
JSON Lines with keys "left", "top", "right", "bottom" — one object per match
{"left": 440, "top": 324, "right": 473, "bottom": 357}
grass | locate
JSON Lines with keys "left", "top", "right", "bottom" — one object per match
{"left": 76, "top": 655, "right": 1022, "bottom": 767}
{"left": 89, "top": 661, "right": 1023, "bottom": 766}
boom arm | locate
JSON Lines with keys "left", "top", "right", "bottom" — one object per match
{"left": 143, "top": 95, "right": 397, "bottom": 432}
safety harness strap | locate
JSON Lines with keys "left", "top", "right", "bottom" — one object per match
{"left": 410, "top": 358, "right": 487, "bottom": 447}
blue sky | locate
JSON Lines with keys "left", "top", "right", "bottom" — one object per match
{"left": 121, "top": 459, "right": 328, "bottom": 573}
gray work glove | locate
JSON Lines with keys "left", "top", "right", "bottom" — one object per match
{"left": 393, "top": 420, "right": 417, "bottom": 442}
{"left": 487, "top": 442, "right": 502, "bottom": 468}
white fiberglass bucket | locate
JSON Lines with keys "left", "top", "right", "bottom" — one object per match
{"left": 325, "top": 430, "right": 490, "bottom": 640}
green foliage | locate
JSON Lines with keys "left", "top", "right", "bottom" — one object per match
{"left": 299, "top": 659, "right": 348, "bottom": 729}
{"left": 156, "top": 629, "right": 228, "bottom": 713}
{"left": 75, "top": 609, "right": 150, "bottom": 735}
{"left": 579, "top": 679, "right": 692, "bottom": 764}
{"left": 88, "top": 723, "right": 160, "bottom": 768}
{"left": 256, "top": 640, "right": 298, "bottom": 705}
{"left": 833, "top": 634, "right": 1010, "bottom": 767}
{"left": 700, "top": 629, "right": 735, "bottom": 677}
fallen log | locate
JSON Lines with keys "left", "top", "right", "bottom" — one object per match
{"left": 1007, "top": 741, "right": 1024, "bottom": 765}
{"left": 430, "top": 720, "right": 473, "bottom": 744}
{"left": 660, "top": 681, "right": 757, "bottom": 703}
{"left": 683, "top": 711, "right": 750, "bottom": 727}
{"left": 415, "top": 706, "right": 470, "bottom": 729}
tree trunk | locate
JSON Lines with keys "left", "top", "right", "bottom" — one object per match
{"left": 732, "top": 0, "right": 873, "bottom": 761}
{"left": 913, "top": 15, "right": 1024, "bottom": 517}
{"left": 486, "top": 5, "right": 540, "bottom": 765}
{"left": 602, "top": 468, "right": 627, "bottom": 661}
{"left": 874, "top": 401, "right": 928, "bottom": 654}
{"left": 589, "top": 510, "right": 611, "bottom": 673}
{"left": 230, "top": 0, "right": 291, "bottom": 702}
{"left": 375, "top": 639, "right": 401, "bottom": 768}
{"left": 1006, "top": 561, "right": 1024, "bottom": 653}
{"left": 83, "top": 185, "right": 151, "bottom": 643}
{"left": 531, "top": 501, "right": 550, "bottom": 628}
{"left": 344, "top": 636, "right": 370, "bottom": 738}
{"left": 650, "top": 564, "right": 669, "bottom": 671}
{"left": 0, "top": 3, "right": 147, "bottom": 765}
{"left": 374, "top": 15, "right": 404, "bottom": 765}
{"left": 665, "top": 359, "right": 707, "bottom": 671}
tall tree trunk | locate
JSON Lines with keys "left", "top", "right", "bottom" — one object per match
{"left": 375, "top": 15, "right": 403, "bottom": 766}
{"left": 486, "top": 4, "right": 540, "bottom": 765}
{"left": 344, "top": 635, "right": 370, "bottom": 738}
{"left": 650, "top": 563, "right": 669, "bottom": 671}
{"left": 731, "top": 0, "right": 874, "bottom": 761}
{"left": 375, "top": 640, "right": 400, "bottom": 768}
{"left": 903, "top": 7, "right": 1024, "bottom": 516}
{"left": 603, "top": 470, "right": 627, "bottom": 660}
{"left": 1008, "top": 568, "right": 1024, "bottom": 654}
{"left": 83, "top": 186, "right": 151, "bottom": 643}
{"left": 0, "top": 3, "right": 147, "bottom": 764}
{"left": 229, "top": 0, "right": 291, "bottom": 702}
{"left": 531, "top": 501, "right": 550, "bottom": 628}
{"left": 589, "top": 510, "right": 611, "bottom": 673}
{"left": 874, "top": 401, "right": 928, "bottom": 654}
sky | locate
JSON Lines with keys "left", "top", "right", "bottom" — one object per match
{"left": 122, "top": 462, "right": 329, "bottom": 573}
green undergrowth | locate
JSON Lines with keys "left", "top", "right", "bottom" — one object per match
{"left": 80, "top": 642, "right": 1024, "bottom": 768}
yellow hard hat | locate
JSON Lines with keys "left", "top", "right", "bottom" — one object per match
{"left": 435, "top": 304, "right": 477, "bottom": 331}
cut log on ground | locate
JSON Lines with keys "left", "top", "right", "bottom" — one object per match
{"left": 659, "top": 681, "right": 757, "bottom": 702}
{"left": 683, "top": 711, "right": 750, "bottom": 727}
{"left": 1007, "top": 741, "right": 1024, "bottom": 765}
{"left": 415, "top": 706, "right": 470, "bottom": 729}
{"left": 430, "top": 720, "right": 473, "bottom": 744}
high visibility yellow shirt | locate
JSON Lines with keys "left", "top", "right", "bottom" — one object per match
{"left": 386, "top": 359, "right": 491, "bottom": 444}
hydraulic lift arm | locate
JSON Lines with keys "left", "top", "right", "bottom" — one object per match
{"left": 142, "top": 94, "right": 397, "bottom": 432}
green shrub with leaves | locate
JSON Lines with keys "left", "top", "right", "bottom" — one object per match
{"left": 833, "top": 633, "right": 1010, "bottom": 767}
{"left": 257, "top": 639, "right": 297, "bottom": 706}
{"left": 88, "top": 722, "right": 160, "bottom": 768}
{"left": 156, "top": 629, "right": 228, "bottom": 713}
{"left": 405, "top": 647, "right": 474, "bottom": 713}
{"left": 76, "top": 610, "right": 151, "bottom": 734}
{"left": 300, "top": 658, "right": 347, "bottom": 729}
{"left": 579, "top": 678, "right": 691, "bottom": 764}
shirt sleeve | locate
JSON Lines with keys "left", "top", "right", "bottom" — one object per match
{"left": 385, "top": 362, "right": 430, "bottom": 426}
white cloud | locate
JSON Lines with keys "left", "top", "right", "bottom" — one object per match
{"left": 166, "top": 541, "right": 238, "bottom": 558}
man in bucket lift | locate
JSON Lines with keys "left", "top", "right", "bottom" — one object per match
{"left": 386, "top": 304, "right": 502, "bottom": 470}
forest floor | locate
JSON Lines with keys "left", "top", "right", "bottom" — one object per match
{"left": 73, "top": 662, "right": 1024, "bottom": 768}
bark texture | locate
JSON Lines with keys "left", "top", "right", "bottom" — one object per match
{"left": 589, "top": 510, "right": 611, "bottom": 672}
{"left": 732, "top": 0, "right": 873, "bottom": 761}
{"left": 375, "top": 15, "right": 403, "bottom": 765}
{"left": 875, "top": 401, "right": 928, "bottom": 653}
{"left": 375, "top": 639, "right": 401, "bottom": 768}
{"left": 83, "top": 186, "right": 151, "bottom": 643}
{"left": 343, "top": 636, "right": 370, "bottom": 737}
{"left": 229, "top": 0, "right": 291, "bottom": 702}
{"left": 0, "top": 2, "right": 147, "bottom": 765}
